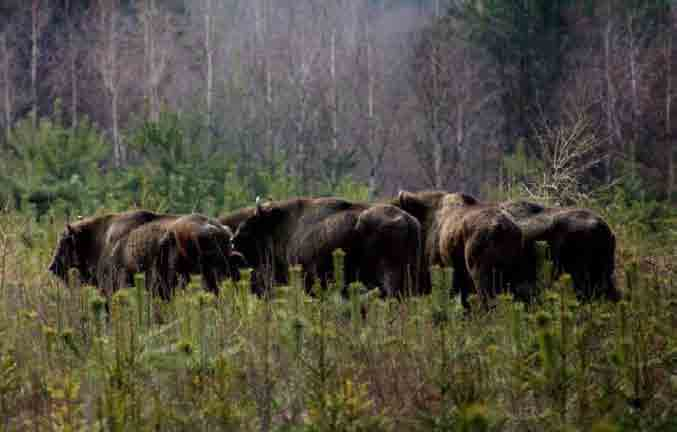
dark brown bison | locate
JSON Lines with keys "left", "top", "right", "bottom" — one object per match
{"left": 499, "top": 200, "right": 620, "bottom": 301}
{"left": 47, "top": 210, "right": 163, "bottom": 285}
{"left": 48, "top": 211, "right": 241, "bottom": 299}
{"left": 353, "top": 204, "right": 426, "bottom": 297}
{"left": 225, "top": 197, "right": 424, "bottom": 297}
{"left": 394, "top": 190, "right": 532, "bottom": 308}
{"left": 101, "top": 214, "right": 241, "bottom": 299}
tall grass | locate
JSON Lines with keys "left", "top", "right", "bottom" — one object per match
{"left": 1, "top": 212, "right": 676, "bottom": 431}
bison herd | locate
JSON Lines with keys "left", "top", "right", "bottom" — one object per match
{"left": 47, "top": 190, "right": 621, "bottom": 308}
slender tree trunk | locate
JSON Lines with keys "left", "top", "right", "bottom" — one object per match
{"left": 112, "top": 88, "right": 120, "bottom": 165}
{"left": 432, "top": 0, "right": 443, "bottom": 189}
{"left": 257, "top": 0, "right": 274, "bottom": 170}
{"left": 366, "top": 12, "right": 377, "bottom": 196}
{"left": 148, "top": 0, "right": 160, "bottom": 122}
{"left": 331, "top": 28, "right": 338, "bottom": 158}
{"left": 1, "top": 34, "right": 11, "bottom": 141}
{"left": 205, "top": 0, "right": 214, "bottom": 152}
{"left": 143, "top": 0, "right": 150, "bottom": 108}
{"left": 102, "top": 0, "right": 122, "bottom": 167}
{"left": 31, "top": 0, "right": 40, "bottom": 128}
{"left": 67, "top": 0, "right": 77, "bottom": 127}
{"left": 294, "top": 20, "right": 307, "bottom": 189}
{"left": 627, "top": 14, "right": 639, "bottom": 168}
{"left": 456, "top": 99, "right": 465, "bottom": 189}
{"left": 604, "top": 13, "right": 615, "bottom": 183}
{"left": 331, "top": 28, "right": 340, "bottom": 187}
{"left": 667, "top": 12, "right": 675, "bottom": 201}
{"left": 266, "top": 65, "right": 273, "bottom": 168}
{"left": 113, "top": 6, "right": 121, "bottom": 166}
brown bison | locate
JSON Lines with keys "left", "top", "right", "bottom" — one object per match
{"left": 499, "top": 200, "right": 620, "bottom": 301}
{"left": 225, "top": 197, "right": 424, "bottom": 297}
{"left": 48, "top": 210, "right": 163, "bottom": 285}
{"left": 394, "top": 190, "right": 532, "bottom": 308}
{"left": 48, "top": 211, "right": 241, "bottom": 299}
{"left": 101, "top": 214, "right": 241, "bottom": 299}
{"left": 353, "top": 204, "right": 426, "bottom": 297}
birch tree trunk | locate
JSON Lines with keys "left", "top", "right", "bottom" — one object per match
{"left": 143, "top": 0, "right": 150, "bottom": 107}
{"left": 205, "top": 0, "right": 214, "bottom": 151}
{"left": 603, "top": 10, "right": 615, "bottom": 183}
{"left": 1, "top": 34, "right": 12, "bottom": 141}
{"left": 667, "top": 9, "right": 675, "bottom": 201}
{"left": 146, "top": 0, "right": 164, "bottom": 122}
{"left": 256, "top": 0, "right": 274, "bottom": 170}
{"left": 66, "top": 0, "right": 78, "bottom": 127}
{"left": 99, "top": 0, "right": 122, "bottom": 167}
{"left": 31, "top": 0, "right": 40, "bottom": 128}
{"left": 264, "top": 1, "right": 274, "bottom": 170}
{"left": 627, "top": 12, "right": 640, "bottom": 169}
{"left": 331, "top": 28, "right": 338, "bottom": 160}
{"left": 366, "top": 11, "right": 377, "bottom": 196}
{"left": 293, "top": 19, "right": 308, "bottom": 188}
{"left": 330, "top": 27, "right": 341, "bottom": 187}
{"left": 432, "top": 0, "right": 443, "bottom": 188}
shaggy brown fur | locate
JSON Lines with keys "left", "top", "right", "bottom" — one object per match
{"left": 227, "top": 197, "right": 424, "bottom": 297}
{"left": 353, "top": 204, "right": 427, "bottom": 297}
{"left": 48, "top": 211, "right": 240, "bottom": 299}
{"left": 102, "top": 214, "right": 240, "bottom": 299}
{"left": 218, "top": 207, "right": 257, "bottom": 231}
{"left": 500, "top": 200, "right": 620, "bottom": 301}
{"left": 48, "top": 210, "right": 168, "bottom": 285}
{"left": 394, "top": 190, "right": 531, "bottom": 308}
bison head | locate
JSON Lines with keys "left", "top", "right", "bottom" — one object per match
{"left": 199, "top": 222, "right": 247, "bottom": 280}
{"left": 231, "top": 199, "right": 283, "bottom": 269}
{"left": 48, "top": 224, "right": 84, "bottom": 282}
{"left": 397, "top": 190, "right": 451, "bottom": 219}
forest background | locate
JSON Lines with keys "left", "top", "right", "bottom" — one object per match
{"left": 2, "top": 2, "right": 677, "bottom": 430}
{"left": 0, "top": 0, "right": 676, "bottom": 218}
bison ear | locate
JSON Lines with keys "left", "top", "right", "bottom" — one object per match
{"left": 66, "top": 224, "right": 75, "bottom": 235}
{"left": 397, "top": 190, "right": 406, "bottom": 206}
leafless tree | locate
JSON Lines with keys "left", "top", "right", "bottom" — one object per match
{"left": 0, "top": 31, "right": 18, "bottom": 142}
{"left": 665, "top": 5, "right": 676, "bottom": 200}
{"left": 30, "top": 0, "right": 49, "bottom": 127}
{"left": 94, "top": 0, "right": 124, "bottom": 167}
{"left": 139, "top": 0, "right": 172, "bottom": 122}
{"left": 410, "top": 10, "right": 502, "bottom": 193}
{"left": 525, "top": 108, "right": 604, "bottom": 204}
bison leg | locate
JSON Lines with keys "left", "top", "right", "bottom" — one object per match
{"left": 200, "top": 264, "right": 220, "bottom": 296}
{"left": 453, "top": 257, "right": 474, "bottom": 310}
{"left": 469, "top": 265, "right": 502, "bottom": 310}
{"left": 382, "top": 264, "right": 402, "bottom": 298}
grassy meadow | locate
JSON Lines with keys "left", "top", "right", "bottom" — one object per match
{"left": 0, "top": 210, "right": 676, "bottom": 432}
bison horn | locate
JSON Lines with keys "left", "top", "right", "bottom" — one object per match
{"left": 397, "top": 190, "right": 406, "bottom": 205}
{"left": 255, "top": 196, "right": 262, "bottom": 215}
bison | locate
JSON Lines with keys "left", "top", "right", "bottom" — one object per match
{"left": 101, "top": 214, "right": 242, "bottom": 299}
{"left": 353, "top": 204, "right": 427, "bottom": 297}
{"left": 394, "top": 190, "right": 533, "bottom": 308}
{"left": 499, "top": 199, "right": 620, "bottom": 301}
{"left": 48, "top": 211, "right": 242, "bottom": 299}
{"left": 48, "top": 210, "right": 163, "bottom": 285}
{"left": 224, "top": 197, "right": 424, "bottom": 298}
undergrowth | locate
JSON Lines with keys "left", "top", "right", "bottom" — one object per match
{"left": 0, "top": 212, "right": 676, "bottom": 431}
